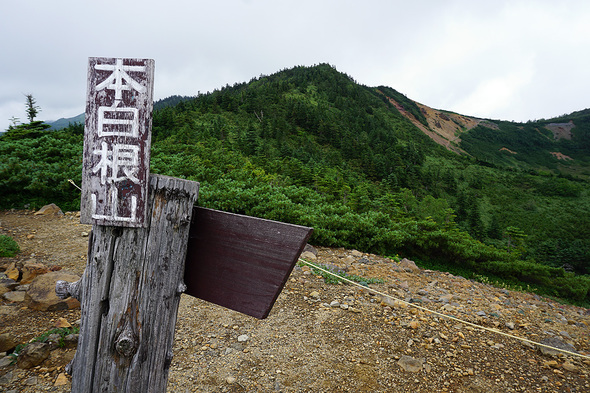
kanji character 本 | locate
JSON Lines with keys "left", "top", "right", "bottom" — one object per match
{"left": 95, "top": 58, "right": 147, "bottom": 102}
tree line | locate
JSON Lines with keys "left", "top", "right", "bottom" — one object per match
{"left": 2, "top": 64, "right": 590, "bottom": 304}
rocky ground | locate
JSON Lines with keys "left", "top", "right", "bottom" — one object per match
{"left": 1, "top": 209, "right": 590, "bottom": 392}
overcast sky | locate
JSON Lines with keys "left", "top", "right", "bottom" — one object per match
{"left": 1, "top": 0, "right": 589, "bottom": 131}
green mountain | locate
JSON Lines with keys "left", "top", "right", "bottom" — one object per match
{"left": 45, "top": 96, "right": 195, "bottom": 130}
{"left": 2, "top": 64, "right": 589, "bottom": 304}
{"left": 46, "top": 113, "right": 85, "bottom": 130}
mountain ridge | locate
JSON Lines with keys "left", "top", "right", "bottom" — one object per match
{"left": 4, "top": 63, "right": 589, "bottom": 304}
{"left": 46, "top": 72, "right": 590, "bottom": 178}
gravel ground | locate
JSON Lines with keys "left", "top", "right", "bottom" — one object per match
{"left": 1, "top": 210, "right": 590, "bottom": 392}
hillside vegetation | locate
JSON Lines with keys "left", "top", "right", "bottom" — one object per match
{"left": 1, "top": 64, "right": 589, "bottom": 305}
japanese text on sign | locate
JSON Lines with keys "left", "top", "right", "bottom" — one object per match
{"left": 80, "top": 58, "right": 155, "bottom": 227}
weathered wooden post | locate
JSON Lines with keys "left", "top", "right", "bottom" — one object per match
{"left": 57, "top": 57, "right": 199, "bottom": 392}
{"left": 57, "top": 57, "right": 312, "bottom": 392}
{"left": 59, "top": 175, "right": 198, "bottom": 391}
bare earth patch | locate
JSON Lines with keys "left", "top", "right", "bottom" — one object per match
{"left": 1, "top": 210, "right": 590, "bottom": 392}
{"left": 550, "top": 152, "right": 574, "bottom": 161}
{"left": 545, "top": 122, "right": 575, "bottom": 141}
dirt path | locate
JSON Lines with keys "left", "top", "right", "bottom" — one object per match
{"left": 1, "top": 210, "right": 590, "bottom": 392}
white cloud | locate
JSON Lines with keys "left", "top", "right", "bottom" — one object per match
{"left": 1, "top": 0, "right": 589, "bottom": 129}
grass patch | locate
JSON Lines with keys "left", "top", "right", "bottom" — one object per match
{"left": 8, "top": 326, "right": 80, "bottom": 363}
{"left": 0, "top": 235, "right": 20, "bottom": 257}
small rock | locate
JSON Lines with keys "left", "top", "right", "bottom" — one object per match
{"left": 17, "top": 342, "right": 50, "bottom": 369}
{"left": 55, "top": 317, "right": 72, "bottom": 328}
{"left": 300, "top": 251, "right": 316, "bottom": 260}
{"left": 0, "top": 306, "right": 16, "bottom": 316}
{"left": 505, "top": 322, "right": 515, "bottom": 330}
{"left": 562, "top": 362, "right": 577, "bottom": 372}
{"left": 5, "top": 267, "right": 19, "bottom": 281}
{"left": 34, "top": 203, "right": 63, "bottom": 216}
{"left": 302, "top": 244, "right": 318, "bottom": 257}
{"left": 0, "top": 333, "right": 16, "bottom": 353}
{"left": 343, "top": 255, "right": 355, "bottom": 265}
{"left": 24, "top": 376, "right": 38, "bottom": 385}
{"left": 538, "top": 337, "right": 577, "bottom": 356}
{"left": 543, "top": 360, "right": 559, "bottom": 368}
{"left": 330, "top": 300, "right": 340, "bottom": 308}
{"left": 476, "top": 311, "right": 487, "bottom": 317}
{"left": 351, "top": 250, "right": 363, "bottom": 257}
{"left": 63, "top": 334, "right": 79, "bottom": 348}
{"left": 0, "top": 356, "right": 14, "bottom": 368}
{"left": 226, "top": 376, "right": 237, "bottom": 384}
{"left": 54, "top": 372, "right": 69, "bottom": 386}
{"left": 309, "top": 291, "right": 320, "bottom": 299}
{"left": 397, "top": 355, "right": 423, "bottom": 372}
{"left": 81, "top": 232, "right": 90, "bottom": 237}
{"left": 2, "top": 291, "right": 26, "bottom": 303}
{"left": 399, "top": 258, "right": 420, "bottom": 273}
{"left": 237, "top": 334, "right": 249, "bottom": 343}
{"left": 46, "top": 333, "right": 63, "bottom": 348}
{"left": 0, "top": 278, "right": 18, "bottom": 296}
{"left": 0, "top": 370, "right": 14, "bottom": 385}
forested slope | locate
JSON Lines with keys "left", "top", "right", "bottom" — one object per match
{"left": 2, "top": 64, "right": 589, "bottom": 304}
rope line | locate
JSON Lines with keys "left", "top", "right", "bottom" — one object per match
{"left": 299, "top": 259, "right": 590, "bottom": 361}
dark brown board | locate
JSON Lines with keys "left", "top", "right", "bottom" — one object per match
{"left": 80, "top": 57, "right": 155, "bottom": 228}
{"left": 184, "top": 207, "right": 313, "bottom": 319}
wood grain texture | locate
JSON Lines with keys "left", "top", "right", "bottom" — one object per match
{"left": 184, "top": 207, "right": 313, "bottom": 319}
{"left": 69, "top": 174, "right": 199, "bottom": 392}
{"left": 80, "top": 57, "right": 155, "bottom": 227}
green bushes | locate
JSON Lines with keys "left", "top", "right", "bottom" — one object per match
{"left": 0, "top": 124, "right": 83, "bottom": 211}
{"left": 2, "top": 64, "right": 590, "bottom": 305}
{"left": 0, "top": 235, "right": 20, "bottom": 257}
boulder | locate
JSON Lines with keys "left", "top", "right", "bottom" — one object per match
{"left": 25, "top": 271, "right": 81, "bottom": 311}
{"left": 17, "top": 342, "right": 50, "bottom": 369}
{"left": 0, "top": 278, "right": 18, "bottom": 296}
{"left": 4, "top": 262, "right": 20, "bottom": 281}
{"left": 34, "top": 203, "right": 63, "bottom": 216}
{"left": 2, "top": 291, "right": 25, "bottom": 303}
{"left": 301, "top": 244, "right": 318, "bottom": 260}
{"left": 20, "top": 262, "right": 49, "bottom": 285}
{"left": 0, "top": 333, "right": 16, "bottom": 353}
{"left": 399, "top": 258, "right": 421, "bottom": 273}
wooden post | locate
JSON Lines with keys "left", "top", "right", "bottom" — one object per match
{"left": 57, "top": 174, "right": 199, "bottom": 392}
{"left": 56, "top": 55, "right": 312, "bottom": 393}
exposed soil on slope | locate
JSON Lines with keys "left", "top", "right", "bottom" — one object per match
{"left": 383, "top": 95, "right": 481, "bottom": 154}
{"left": 1, "top": 210, "right": 590, "bottom": 392}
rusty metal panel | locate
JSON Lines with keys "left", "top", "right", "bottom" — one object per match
{"left": 184, "top": 207, "right": 313, "bottom": 319}
{"left": 80, "top": 57, "right": 155, "bottom": 227}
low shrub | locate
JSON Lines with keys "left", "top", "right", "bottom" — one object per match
{"left": 0, "top": 235, "right": 20, "bottom": 257}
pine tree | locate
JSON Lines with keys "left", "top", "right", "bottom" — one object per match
{"left": 25, "top": 94, "right": 41, "bottom": 122}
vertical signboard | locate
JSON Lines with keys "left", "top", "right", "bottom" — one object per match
{"left": 80, "top": 57, "right": 155, "bottom": 227}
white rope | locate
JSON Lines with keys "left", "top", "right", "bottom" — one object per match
{"left": 68, "top": 179, "right": 82, "bottom": 191}
{"left": 299, "top": 259, "right": 590, "bottom": 361}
